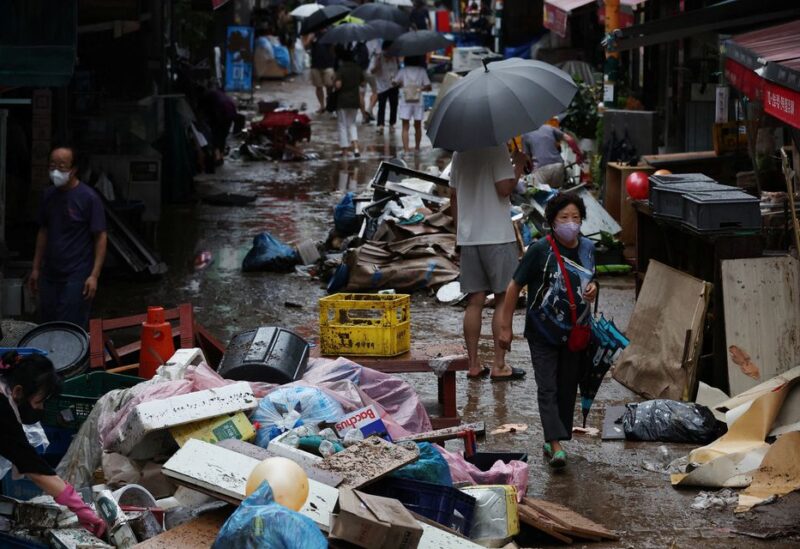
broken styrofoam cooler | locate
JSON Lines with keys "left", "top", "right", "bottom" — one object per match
{"left": 110, "top": 382, "right": 257, "bottom": 458}
{"left": 681, "top": 190, "right": 761, "bottom": 233}
{"left": 649, "top": 181, "right": 729, "bottom": 220}
{"left": 460, "top": 485, "right": 519, "bottom": 546}
{"left": 452, "top": 46, "right": 502, "bottom": 73}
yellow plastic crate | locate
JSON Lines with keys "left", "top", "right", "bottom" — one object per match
{"left": 319, "top": 293, "right": 411, "bottom": 357}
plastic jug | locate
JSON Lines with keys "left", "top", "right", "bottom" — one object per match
{"left": 139, "top": 307, "right": 175, "bottom": 379}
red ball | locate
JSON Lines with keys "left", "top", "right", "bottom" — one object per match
{"left": 625, "top": 171, "right": 650, "bottom": 200}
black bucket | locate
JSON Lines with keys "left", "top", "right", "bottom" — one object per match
{"left": 217, "top": 327, "right": 309, "bottom": 385}
{"left": 18, "top": 322, "right": 90, "bottom": 378}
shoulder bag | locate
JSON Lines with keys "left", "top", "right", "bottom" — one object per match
{"left": 546, "top": 235, "right": 591, "bottom": 352}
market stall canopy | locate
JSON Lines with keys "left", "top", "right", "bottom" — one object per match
{"left": 543, "top": 0, "right": 645, "bottom": 38}
{"left": 724, "top": 19, "right": 800, "bottom": 129}
{"left": 616, "top": 0, "right": 800, "bottom": 51}
{"left": 0, "top": 0, "right": 76, "bottom": 87}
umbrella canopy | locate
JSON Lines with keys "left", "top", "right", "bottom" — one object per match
{"left": 426, "top": 58, "right": 577, "bottom": 151}
{"left": 386, "top": 30, "right": 451, "bottom": 57}
{"left": 378, "top": 0, "right": 413, "bottom": 6}
{"left": 351, "top": 3, "right": 410, "bottom": 26}
{"left": 366, "top": 20, "right": 407, "bottom": 41}
{"left": 290, "top": 3, "right": 323, "bottom": 18}
{"left": 319, "top": 22, "right": 377, "bottom": 45}
{"left": 579, "top": 313, "right": 629, "bottom": 426}
{"left": 319, "top": 0, "right": 358, "bottom": 6}
{"left": 300, "top": 4, "right": 350, "bottom": 35}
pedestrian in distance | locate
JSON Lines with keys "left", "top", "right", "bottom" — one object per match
{"left": 521, "top": 120, "right": 584, "bottom": 189}
{"left": 498, "top": 193, "right": 597, "bottom": 469}
{"left": 0, "top": 351, "right": 106, "bottom": 537}
{"left": 371, "top": 41, "right": 399, "bottom": 131}
{"left": 449, "top": 144, "right": 528, "bottom": 382}
{"left": 306, "top": 30, "right": 336, "bottom": 114}
{"left": 29, "top": 146, "right": 107, "bottom": 329}
{"left": 393, "top": 56, "right": 432, "bottom": 155}
{"left": 334, "top": 46, "right": 365, "bottom": 158}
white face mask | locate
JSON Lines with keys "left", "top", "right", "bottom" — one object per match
{"left": 49, "top": 169, "right": 71, "bottom": 188}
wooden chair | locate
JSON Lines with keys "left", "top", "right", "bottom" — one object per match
{"left": 89, "top": 303, "right": 195, "bottom": 371}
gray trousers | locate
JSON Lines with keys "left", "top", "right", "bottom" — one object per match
{"left": 528, "top": 335, "right": 582, "bottom": 441}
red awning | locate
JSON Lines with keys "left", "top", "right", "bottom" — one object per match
{"left": 724, "top": 19, "right": 800, "bottom": 128}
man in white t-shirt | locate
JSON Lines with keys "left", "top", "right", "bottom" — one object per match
{"left": 449, "top": 145, "right": 527, "bottom": 381}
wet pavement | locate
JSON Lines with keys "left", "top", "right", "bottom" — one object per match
{"left": 94, "top": 75, "right": 800, "bottom": 548}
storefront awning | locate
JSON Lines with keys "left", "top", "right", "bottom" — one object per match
{"left": 616, "top": 0, "right": 800, "bottom": 51}
{"left": 544, "top": 0, "right": 645, "bottom": 38}
{"left": 724, "top": 20, "right": 800, "bottom": 128}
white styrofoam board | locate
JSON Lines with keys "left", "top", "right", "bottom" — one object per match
{"left": 113, "top": 382, "right": 257, "bottom": 456}
{"left": 161, "top": 439, "right": 338, "bottom": 530}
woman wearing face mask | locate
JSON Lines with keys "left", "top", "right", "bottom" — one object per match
{"left": 0, "top": 352, "right": 106, "bottom": 537}
{"left": 497, "top": 194, "right": 597, "bottom": 468}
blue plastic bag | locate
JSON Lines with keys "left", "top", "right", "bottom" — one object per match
{"left": 272, "top": 44, "right": 290, "bottom": 69}
{"left": 242, "top": 232, "right": 298, "bottom": 272}
{"left": 390, "top": 442, "right": 453, "bottom": 486}
{"left": 251, "top": 386, "right": 345, "bottom": 447}
{"left": 333, "top": 192, "right": 360, "bottom": 236}
{"left": 212, "top": 482, "right": 326, "bottom": 549}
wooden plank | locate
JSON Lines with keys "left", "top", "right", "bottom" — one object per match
{"left": 524, "top": 498, "right": 619, "bottom": 541}
{"left": 395, "top": 422, "right": 486, "bottom": 443}
{"left": 315, "top": 436, "right": 419, "bottom": 489}
{"left": 517, "top": 504, "right": 573, "bottom": 544}
{"left": 216, "top": 439, "right": 344, "bottom": 487}
{"left": 133, "top": 508, "right": 231, "bottom": 548}
{"left": 722, "top": 256, "right": 800, "bottom": 396}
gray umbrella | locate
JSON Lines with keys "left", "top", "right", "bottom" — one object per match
{"left": 351, "top": 3, "right": 410, "bottom": 26}
{"left": 319, "top": 23, "right": 378, "bottom": 44}
{"left": 386, "top": 30, "right": 451, "bottom": 57}
{"left": 366, "top": 20, "right": 407, "bottom": 41}
{"left": 427, "top": 58, "right": 577, "bottom": 151}
{"left": 300, "top": 5, "right": 350, "bottom": 35}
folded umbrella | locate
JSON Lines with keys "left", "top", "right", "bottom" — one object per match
{"left": 290, "top": 3, "right": 322, "bottom": 18}
{"left": 579, "top": 311, "right": 629, "bottom": 427}
{"left": 319, "top": 22, "right": 377, "bottom": 45}
{"left": 386, "top": 30, "right": 452, "bottom": 57}
{"left": 366, "top": 20, "right": 407, "bottom": 41}
{"left": 426, "top": 58, "right": 576, "bottom": 151}
{"left": 351, "top": 3, "right": 410, "bottom": 26}
{"left": 300, "top": 4, "right": 350, "bottom": 35}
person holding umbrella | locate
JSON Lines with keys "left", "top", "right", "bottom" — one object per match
{"left": 393, "top": 56, "right": 431, "bottom": 155}
{"left": 498, "top": 194, "right": 597, "bottom": 469}
{"left": 333, "top": 45, "right": 364, "bottom": 158}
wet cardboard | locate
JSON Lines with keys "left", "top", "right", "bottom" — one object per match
{"left": 330, "top": 489, "right": 422, "bottom": 549}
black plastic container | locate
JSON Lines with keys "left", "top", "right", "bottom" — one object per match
{"left": 648, "top": 173, "right": 715, "bottom": 188}
{"left": 18, "top": 322, "right": 89, "bottom": 378}
{"left": 682, "top": 190, "right": 761, "bottom": 233}
{"left": 465, "top": 452, "right": 529, "bottom": 471}
{"left": 217, "top": 327, "right": 309, "bottom": 384}
{"left": 649, "top": 181, "right": 729, "bottom": 219}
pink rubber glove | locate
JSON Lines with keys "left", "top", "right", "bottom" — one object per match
{"left": 55, "top": 484, "right": 107, "bottom": 538}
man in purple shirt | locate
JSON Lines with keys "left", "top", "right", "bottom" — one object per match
{"left": 28, "top": 146, "right": 107, "bottom": 328}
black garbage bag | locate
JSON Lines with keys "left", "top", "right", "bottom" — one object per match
{"left": 242, "top": 232, "right": 299, "bottom": 273}
{"left": 622, "top": 399, "right": 726, "bottom": 444}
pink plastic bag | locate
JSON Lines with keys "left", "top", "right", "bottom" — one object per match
{"left": 434, "top": 446, "right": 529, "bottom": 500}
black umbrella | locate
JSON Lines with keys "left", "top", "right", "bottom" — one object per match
{"left": 319, "top": 22, "right": 378, "bottom": 44}
{"left": 351, "top": 3, "right": 410, "bottom": 26}
{"left": 366, "top": 20, "right": 407, "bottom": 41}
{"left": 320, "top": 0, "right": 358, "bottom": 7}
{"left": 300, "top": 5, "right": 350, "bottom": 35}
{"left": 386, "top": 30, "right": 451, "bottom": 57}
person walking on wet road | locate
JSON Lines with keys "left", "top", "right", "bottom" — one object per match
{"left": 449, "top": 145, "right": 528, "bottom": 382}
{"left": 307, "top": 31, "right": 336, "bottom": 113}
{"left": 498, "top": 194, "right": 597, "bottom": 468}
{"left": 29, "top": 146, "right": 107, "bottom": 329}
{"left": 371, "top": 41, "right": 399, "bottom": 131}
{"left": 334, "top": 47, "right": 364, "bottom": 158}
{"left": 393, "top": 56, "right": 432, "bottom": 155}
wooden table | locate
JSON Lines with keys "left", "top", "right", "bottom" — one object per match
{"left": 604, "top": 162, "right": 656, "bottom": 258}
{"left": 633, "top": 201, "right": 764, "bottom": 393}
{"left": 312, "top": 343, "right": 468, "bottom": 429}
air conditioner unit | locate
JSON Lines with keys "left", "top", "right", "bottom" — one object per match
{"left": 89, "top": 153, "right": 162, "bottom": 222}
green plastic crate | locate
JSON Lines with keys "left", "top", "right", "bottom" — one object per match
{"left": 44, "top": 372, "right": 142, "bottom": 429}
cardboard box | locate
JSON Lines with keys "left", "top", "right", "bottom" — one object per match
{"left": 330, "top": 489, "right": 422, "bottom": 549}
{"left": 334, "top": 405, "right": 392, "bottom": 441}
{"left": 169, "top": 412, "right": 255, "bottom": 447}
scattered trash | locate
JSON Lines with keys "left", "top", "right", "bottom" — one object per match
{"left": 622, "top": 400, "right": 726, "bottom": 444}
{"left": 242, "top": 232, "right": 299, "bottom": 273}
{"left": 729, "top": 345, "right": 761, "bottom": 380}
{"left": 251, "top": 386, "right": 344, "bottom": 445}
{"left": 491, "top": 424, "right": 529, "bottom": 435}
{"left": 461, "top": 485, "right": 519, "bottom": 546}
{"left": 690, "top": 489, "right": 739, "bottom": 510}
{"left": 329, "top": 489, "right": 423, "bottom": 549}
{"left": 572, "top": 426, "right": 599, "bottom": 436}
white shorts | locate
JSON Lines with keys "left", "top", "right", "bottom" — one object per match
{"left": 399, "top": 103, "right": 424, "bottom": 121}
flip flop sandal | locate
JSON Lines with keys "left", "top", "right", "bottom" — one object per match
{"left": 490, "top": 367, "right": 527, "bottom": 382}
{"left": 543, "top": 443, "right": 554, "bottom": 459}
{"left": 549, "top": 450, "right": 567, "bottom": 469}
{"left": 466, "top": 367, "right": 491, "bottom": 379}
